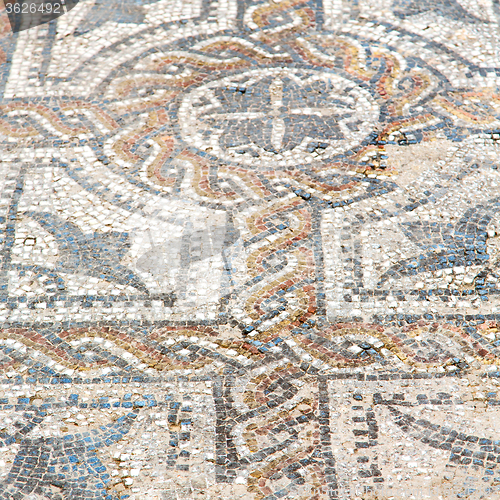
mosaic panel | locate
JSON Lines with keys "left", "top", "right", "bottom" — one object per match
{"left": 1, "top": 0, "right": 500, "bottom": 498}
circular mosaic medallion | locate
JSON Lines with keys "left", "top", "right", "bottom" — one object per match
{"left": 178, "top": 67, "right": 379, "bottom": 167}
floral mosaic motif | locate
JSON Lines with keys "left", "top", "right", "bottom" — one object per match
{"left": 24, "top": 212, "right": 149, "bottom": 294}
{"left": 378, "top": 198, "right": 500, "bottom": 285}
{"left": 392, "top": 0, "right": 485, "bottom": 22}
{"left": 0, "top": 409, "right": 138, "bottom": 500}
{"left": 181, "top": 69, "right": 374, "bottom": 163}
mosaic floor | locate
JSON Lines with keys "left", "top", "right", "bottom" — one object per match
{"left": 1, "top": 0, "right": 500, "bottom": 499}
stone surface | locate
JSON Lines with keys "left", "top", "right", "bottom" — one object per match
{"left": 0, "top": 0, "right": 500, "bottom": 499}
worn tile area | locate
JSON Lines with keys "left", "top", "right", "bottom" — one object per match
{"left": 1, "top": 0, "right": 500, "bottom": 498}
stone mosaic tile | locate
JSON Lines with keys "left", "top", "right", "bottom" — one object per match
{"left": 0, "top": 0, "right": 500, "bottom": 498}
